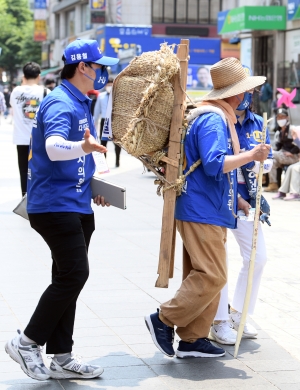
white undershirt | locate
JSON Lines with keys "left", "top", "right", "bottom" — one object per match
{"left": 251, "top": 158, "right": 273, "bottom": 174}
{"left": 46, "top": 136, "right": 88, "bottom": 161}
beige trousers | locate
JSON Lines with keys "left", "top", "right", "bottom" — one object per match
{"left": 160, "top": 221, "right": 227, "bottom": 343}
{"left": 279, "top": 161, "right": 300, "bottom": 194}
{"left": 269, "top": 150, "right": 299, "bottom": 183}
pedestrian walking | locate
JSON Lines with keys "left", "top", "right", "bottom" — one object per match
{"left": 44, "top": 77, "right": 56, "bottom": 91}
{"left": 0, "top": 91, "right": 6, "bottom": 121}
{"left": 210, "top": 76, "right": 273, "bottom": 345}
{"left": 3, "top": 87, "right": 11, "bottom": 119}
{"left": 5, "top": 38, "right": 119, "bottom": 381}
{"left": 264, "top": 108, "right": 299, "bottom": 192}
{"left": 145, "top": 58, "right": 270, "bottom": 359}
{"left": 259, "top": 79, "right": 273, "bottom": 118}
{"left": 9, "top": 62, "right": 49, "bottom": 196}
{"left": 93, "top": 77, "right": 121, "bottom": 167}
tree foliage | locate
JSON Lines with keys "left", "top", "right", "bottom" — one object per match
{"left": 0, "top": 0, "right": 42, "bottom": 82}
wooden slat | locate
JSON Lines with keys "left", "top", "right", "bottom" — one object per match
{"left": 155, "top": 39, "right": 189, "bottom": 288}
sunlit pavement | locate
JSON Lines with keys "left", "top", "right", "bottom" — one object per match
{"left": 0, "top": 115, "right": 300, "bottom": 389}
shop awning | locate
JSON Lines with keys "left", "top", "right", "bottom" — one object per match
{"left": 40, "top": 66, "right": 61, "bottom": 77}
{"left": 218, "top": 6, "right": 286, "bottom": 34}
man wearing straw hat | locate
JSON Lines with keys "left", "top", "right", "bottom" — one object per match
{"left": 145, "top": 57, "right": 271, "bottom": 358}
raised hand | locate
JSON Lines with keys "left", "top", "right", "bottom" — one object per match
{"left": 81, "top": 129, "right": 107, "bottom": 154}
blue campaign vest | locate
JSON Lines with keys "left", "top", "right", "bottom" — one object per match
{"left": 235, "top": 110, "right": 273, "bottom": 202}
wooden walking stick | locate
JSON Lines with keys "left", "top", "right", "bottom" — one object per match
{"left": 155, "top": 39, "right": 189, "bottom": 288}
{"left": 234, "top": 112, "right": 268, "bottom": 358}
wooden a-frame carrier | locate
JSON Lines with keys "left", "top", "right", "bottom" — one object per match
{"left": 155, "top": 39, "right": 190, "bottom": 288}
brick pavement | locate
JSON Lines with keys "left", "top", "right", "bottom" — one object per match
{"left": 0, "top": 116, "right": 299, "bottom": 389}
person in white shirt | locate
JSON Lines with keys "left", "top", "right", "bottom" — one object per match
{"left": 93, "top": 78, "right": 121, "bottom": 167}
{"left": 10, "top": 62, "right": 49, "bottom": 196}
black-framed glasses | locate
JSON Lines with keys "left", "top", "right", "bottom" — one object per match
{"left": 84, "top": 63, "right": 106, "bottom": 72}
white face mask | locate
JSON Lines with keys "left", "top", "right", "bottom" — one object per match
{"left": 106, "top": 86, "right": 112, "bottom": 94}
{"left": 277, "top": 119, "right": 287, "bottom": 127}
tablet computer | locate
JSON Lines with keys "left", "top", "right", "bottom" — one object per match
{"left": 91, "top": 176, "right": 126, "bottom": 210}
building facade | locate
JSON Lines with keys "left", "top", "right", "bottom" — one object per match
{"left": 220, "top": 0, "right": 300, "bottom": 99}
{"left": 43, "top": 0, "right": 221, "bottom": 71}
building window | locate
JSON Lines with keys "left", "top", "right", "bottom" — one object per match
{"left": 187, "top": 0, "right": 198, "bottom": 24}
{"left": 164, "top": 0, "right": 175, "bottom": 23}
{"left": 66, "top": 9, "right": 75, "bottom": 37}
{"left": 81, "top": 3, "right": 91, "bottom": 31}
{"left": 152, "top": 0, "right": 163, "bottom": 22}
{"left": 176, "top": 0, "right": 186, "bottom": 23}
{"left": 151, "top": 0, "right": 221, "bottom": 24}
{"left": 199, "top": 0, "right": 209, "bottom": 24}
{"left": 55, "top": 13, "right": 60, "bottom": 39}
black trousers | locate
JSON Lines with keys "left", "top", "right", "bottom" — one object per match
{"left": 25, "top": 212, "right": 95, "bottom": 354}
{"left": 17, "top": 145, "right": 29, "bottom": 196}
{"left": 99, "top": 118, "right": 121, "bottom": 166}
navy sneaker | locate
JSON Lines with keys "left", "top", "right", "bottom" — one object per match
{"left": 176, "top": 338, "right": 226, "bottom": 358}
{"left": 144, "top": 309, "right": 175, "bottom": 357}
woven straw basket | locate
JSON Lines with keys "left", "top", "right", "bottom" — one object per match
{"left": 112, "top": 44, "right": 180, "bottom": 157}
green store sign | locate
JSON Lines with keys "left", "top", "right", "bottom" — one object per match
{"left": 218, "top": 6, "right": 286, "bottom": 34}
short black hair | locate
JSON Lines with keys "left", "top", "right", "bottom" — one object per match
{"left": 45, "top": 78, "right": 55, "bottom": 85}
{"left": 60, "top": 55, "right": 95, "bottom": 80}
{"left": 23, "top": 62, "right": 41, "bottom": 80}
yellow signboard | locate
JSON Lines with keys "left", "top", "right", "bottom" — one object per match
{"left": 34, "top": 20, "right": 47, "bottom": 42}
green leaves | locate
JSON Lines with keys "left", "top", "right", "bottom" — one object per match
{"left": 0, "top": 0, "right": 42, "bottom": 80}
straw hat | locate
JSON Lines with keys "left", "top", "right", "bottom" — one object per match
{"left": 201, "top": 57, "right": 266, "bottom": 101}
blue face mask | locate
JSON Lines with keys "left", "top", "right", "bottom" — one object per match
{"left": 84, "top": 64, "right": 109, "bottom": 90}
{"left": 236, "top": 92, "right": 252, "bottom": 111}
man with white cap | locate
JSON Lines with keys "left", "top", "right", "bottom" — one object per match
{"left": 5, "top": 39, "right": 119, "bottom": 380}
{"left": 145, "top": 58, "right": 270, "bottom": 359}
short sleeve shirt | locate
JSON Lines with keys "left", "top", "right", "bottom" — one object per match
{"left": 27, "top": 80, "right": 97, "bottom": 214}
{"left": 175, "top": 112, "right": 237, "bottom": 229}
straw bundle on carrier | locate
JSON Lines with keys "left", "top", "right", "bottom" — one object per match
{"left": 111, "top": 43, "right": 180, "bottom": 160}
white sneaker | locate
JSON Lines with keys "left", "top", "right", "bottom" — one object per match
{"left": 210, "top": 321, "right": 237, "bottom": 345}
{"left": 49, "top": 354, "right": 104, "bottom": 379}
{"left": 229, "top": 311, "right": 258, "bottom": 338}
{"left": 5, "top": 330, "right": 50, "bottom": 381}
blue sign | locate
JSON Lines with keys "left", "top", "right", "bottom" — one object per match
{"left": 34, "top": 0, "right": 47, "bottom": 8}
{"left": 98, "top": 26, "right": 220, "bottom": 72}
{"left": 288, "top": 0, "right": 300, "bottom": 20}
{"left": 217, "top": 10, "right": 229, "bottom": 34}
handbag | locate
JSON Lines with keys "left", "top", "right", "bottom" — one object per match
{"left": 13, "top": 194, "right": 29, "bottom": 220}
